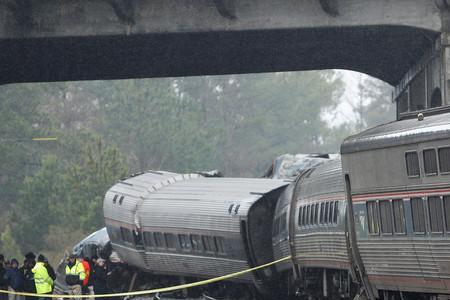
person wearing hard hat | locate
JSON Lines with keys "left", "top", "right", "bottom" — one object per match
{"left": 65, "top": 255, "right": 85, "bottom": 300}
{"left": 31, "top": 255, "right": 53, "bottom": 300}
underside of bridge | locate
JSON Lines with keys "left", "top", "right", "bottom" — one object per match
{"left": 0, "top": 25, "right": 438, "bottom": 85}
{"left": 0, "top": 0, "right": 444, "bottom": 85}
{"left": 1, "top": 0, "right": 450, "bottom": 113}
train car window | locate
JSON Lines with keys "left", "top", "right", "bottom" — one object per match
{"left": 280, "top": 212, "right": 287, "bottom": 234}
{"left": 154, "top": 232, "right": 166, "bottom": 248}
{"left": 302, "top": 205, "right": 307, "bottom": 226}
{"left": 315, "top": 204, "right": 320, "bottom": 225}
{"left": 320, "top": 202, "right": 325, "bottom": 224}
{"left": 379, "top": 200, "right": 393, "bottom": 234}
{"left": 411, "top": 198, "right": 426, "bottom": 233}
{"left": 133, "top": 230, "right": 144, "bottom": 246}
{"left": 367, "top": 201, "right": 380, "bottom": 234}
{"left": 178, "top": 234, "right": 191, "bottom": 250}
{"left": 333, "top": 201, "right": 339, "bottom": 224}
{"left": 428, "top": 196, "right": 444, "bottom": 233}
{"left": 328, "top": 201, "right": 334, "bottom": 224}
{"left": 306, "top": 205, "right": 311, "bottom": 226}
{"left": 405, "top": 152, "right": 420, "bottom": 177}
{"left": 108, "top": 226, "right": 121, "bottom": 242}
{"left": 324, "top": 202, "right": 330, "bottom": 225}
{"left": 165, "top": 233, "right": 177, "bottom": 249}
{"left": 298, "top": 206, "right": 303, "bottom": 227}
{"left": 392, "top": 199, "right": 406, "bottom": 234}
{"left": 120, "top": 227, "right": 134, "bottom": 244}
{"left": 190, "top": 234, "right": 203, "bottom": 251}
{"left": 119, "top": 196, "right": 124, "bottom": 205}
{"left": 423, "top": 149, "right": 438, "bottom": 176}
{"left": 215, "top": 237, "right": 226, "bottom": 254}
{"left": 444, "top": 196, "right": 450, "bottom": 232}
{"left": 202, "top": 236, "right": 217, "bottom": 252}
{"left": 143, "top": 232, "right": 154, "bottom": 247}
{"left": 112, "top": 194, "right": 118, "bottom": 204}
{"left": 439, "top": 147, "right": 450, "bottom": 173}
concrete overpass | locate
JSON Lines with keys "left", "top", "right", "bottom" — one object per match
{"left": 0, "top": 0, "right": 449, "bottom": 114}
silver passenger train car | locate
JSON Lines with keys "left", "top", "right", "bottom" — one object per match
{"left": 272, "top": 158, "right": 353, "bottom": 299}
{"left": 341, "top": 111, "right": 450, "bottom": 299}
{"left": 103, "top": 170, "right": 289, "bottom": 296}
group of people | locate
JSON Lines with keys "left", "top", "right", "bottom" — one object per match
{"left": 65, "top": 254, "right": 110, "bottom": 300}
{"left": 0, "top": 252, "right": 56, "bottom": 300}
{"left": 0, "top": 253, "right": 111, "bottom": 300}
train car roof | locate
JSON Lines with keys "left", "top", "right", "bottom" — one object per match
{"left": 298, "top": 159, "right": 344, "bottom": 202}
{"left": 341, "top": 112, "right": 450, "bottom": 154}
{"left": 104, "top": 171, "right": 289, "bottom": 232}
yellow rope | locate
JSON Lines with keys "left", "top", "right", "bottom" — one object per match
{"left": 0, "top": 256, "right": 291, "bottom": 298}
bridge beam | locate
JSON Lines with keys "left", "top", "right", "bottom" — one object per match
{"left": 0, "top": 0, "right": 444, "bottom": 85}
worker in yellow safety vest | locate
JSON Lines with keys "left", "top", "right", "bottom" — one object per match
{"left": 65, "top": 254, "right": 85, "bottom": 300}
{"left": 32, "top": 255, "right": 53, "bottom": 300}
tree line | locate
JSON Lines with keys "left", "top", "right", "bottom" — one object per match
{"left": 0, "top": 71, "right": 393, "bottom": 263}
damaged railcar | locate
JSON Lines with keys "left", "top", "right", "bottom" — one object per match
{"left": 103, "top": 171, "right": 289, "bottom": 297}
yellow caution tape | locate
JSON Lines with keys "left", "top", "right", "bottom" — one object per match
{"left": 0, "top": 256, "right": 291, "bottom": 298}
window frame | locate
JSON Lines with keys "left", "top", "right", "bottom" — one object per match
{"left": 324, "top": 202, "right": 330, "bottom": 225}
{"left": 410, "top": 197, "right": 427, "bottom": 234}
{"left": 379, "top": 199, "right": 394, "bottom": 235}
{"left": 164, "top": 233, "right": 178, "bottom": 250}
{"left": 143, "top": 231, "right": 154, "bottom": 248}
{"left": 190, "top": 234, "right": 203, "bottom": 252}
{"left": 312, "top": 204, "right": 318, "bottom": 225}
{"left": 306, "top": 205, "right": 311, "bottom": 227}
{"left": 333, "top": 201, "right": 339, "bottom": 224}
{"left": 202, "top": 235, "right": 217, "bottom": 253}
{"left": 392, "top": 199, "right": 406, "bottom": 235}
{"left": 328, "top": 201, "right": 334, "bottom": 224}
{"left": 178, "top": 234, "right": 192, "bottom": 251}
{"left": 120, "top": 227, "right": 134, "bottom": 245}
{"left": 214, "top": 236, "right": 227, "bottom": 255}
{"left": 423, "top": 148, "right": 438, "bottom": 176}
{"left": 438, "top": 146, "right": 450, "bottom": 175}
{"left": 320, "top": 202, "right": 325, "bottom": 224}
{"left": 154, "top": 232, "right": 166, "bottom": 248}
{"left": 297, "top": 206, "right": 303, "bottom": 228}
{"left": 405, "top": 151, "right": 421, "bottom": 178}
{"left": 427, "top": 196, "right": 444, "bottom": 234}
{"left": 367, "top": 200, "right": 380, "bottom": 235}
{"left": 443, "top": 195, "right": 450, "bottom": 232}
{"left": 302, "top": 205, "right": 307, "bottom": 227}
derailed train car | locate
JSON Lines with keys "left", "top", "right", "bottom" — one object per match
{"left": 103, "top": 171, "right": 289, "bottom": 297}
{"left": 271, "top": 158, "right": 354, "bottom": 299}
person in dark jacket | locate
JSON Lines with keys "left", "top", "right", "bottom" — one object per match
{"left": 4, "top": 259, "right": 24, "bottom": 300}
{"left": 0, "top": 254, "right": 7, "bottom": 300}
{"left": 91, "top": 259, "right": 108, "bottom": 298}
{"left": 20, "top": 255, "right": 36, "bottom": 300}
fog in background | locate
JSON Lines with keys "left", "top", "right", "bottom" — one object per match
{"left": 0, "top": 70, "right": 394, "bottom": 263}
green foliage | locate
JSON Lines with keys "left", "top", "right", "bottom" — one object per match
{"left": 0, "top": 72, "right": 391, "bottom": 256}
{"left": 11, "top": 138, "right": 127, "bottom": 253}
{"left": 0, "top": 225, "right": 22, "bottom": 259}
